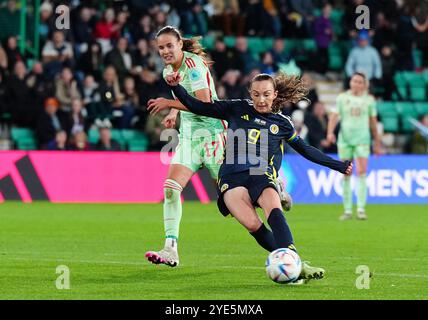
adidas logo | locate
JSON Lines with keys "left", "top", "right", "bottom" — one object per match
{"left": 241, "top": 114, "right": 249, "bottom": 121}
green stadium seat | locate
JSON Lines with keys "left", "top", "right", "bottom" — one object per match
{"left": 284, "top": 39, "right": 298, "bottom": 55}
{"left": 11, "top": 127, "right": 37, "bottom": 150}
{"left": 88, "top": 129, "right": 99, "bottom": 144}
{"left": 328, "top": 53, "right": 343, "bottom": 70}
{"left": 403, "top": 72, "right": 424, "bottom": 86}
{"left": 200, "top": 35, "right": 214, "bottom": 50}
{"left": 381, "top": 116, "right": 399, "bottom": 133}
{"left": 409, "top": 86, "right": 427, "bottom": 101}
{"left": 16, "top": 140, "right": 37, "bottom": 150}
{"left": 223, "top": 36, "right": 235, "bottom": 48}
{"left": 11, "top": 127, "right": 35, "bottom": 141}
{"left": 128, "top": 140, "right": 149, "bottom": 152}
{"left": 302, "top": 39, "right": 317, "bottom": 52}
{"left": 330, "top": 9, "right": 344, "bottom": 37}
{"left": 121, "top": 129, "right": 147, "bottom": 141}
{"left": 377, "top": 102, "right": 397, "bottom": 116}
{"left": 395, "top": 85, "right": 408, "bottom": 100}
{"left": 396, "top": 102, "right": 418, "bottom": 132}
{"left": 414, "top": 102, "right": 428, "bottom": 116}
{"left": 414, "top": 49, "right": 423, "bottom": 69}
{"left": 394, "top": 72, "right": 407, "bottom": 87}
{"left": 423, "top": 71, "right": 428, "bottom": 84}
{"left": 247, "top": 37, "right": 265, "bottom": 54}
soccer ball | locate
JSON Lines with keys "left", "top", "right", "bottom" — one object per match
{"left": 265, "top": 248, "right": 302, "bottom": 284}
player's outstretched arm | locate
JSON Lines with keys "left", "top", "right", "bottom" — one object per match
{"left": 288, "top": 137, "right": 352, "bottom": 175}
{"left": 168, "top": 82, "right": 232, "bottom": 120}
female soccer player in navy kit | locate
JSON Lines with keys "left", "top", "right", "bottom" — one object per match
{"left": 162, "top": 71, "right": 353, "bottom": 283}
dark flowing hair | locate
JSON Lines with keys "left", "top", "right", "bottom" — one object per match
{"left": 156, "top": 26, "right": 212, "bottom": 66}
{"left": 250, "top": 73, "right": 309, "bottom": 113}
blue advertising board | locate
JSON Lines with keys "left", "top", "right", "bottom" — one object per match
{"left": 279, "top": 155, "right": 428, "bottom": 204}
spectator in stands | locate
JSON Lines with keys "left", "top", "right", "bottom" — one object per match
{"left": 39, "top": 1, "right": 55, "bottom": 45}
{"left": 259, "top": 51, "right": 278, "bottom": 75}
{"left": 345, "top": 30, "right": 382, "bottom": 83}
{"left": 98, "top": 66, "right": 124, "bottom": 120}
{"left": 55, "top": 67, "right": 81, "bottom": 113}
{"left": 269, "top": 38, "right": 292, "bottom": 66}
{"left": 234, "top": 36, "right": 260, "bottom": 75}
{"left": 137, "top": 70, "right": 164, "bottom": 107}
{"left": 305, "top": 101, "right": 335, "bottom": 152}
{"left": 372, "top": 12, "right": 395, "bottom": 51}
{"left": 73, "top": 6, "right": 95, "bottom": 55}
{"left": 42, "top": 30, "right": 74, "bottom": 78}
{"left": 69, "top": 130, "right": 91, "bottom": 151}
{"left": 0, "top": 0, "right": 20, "bottom": 43}
{"left": 36, "top": 97, "right": 68, "bottom": 148}
{"left": 0, "top": 70, "right": 7, "bottom": 117}
{"left": 4, "top": 36, "right": 23, "bottom": 73}
{"left": 379, "top": 45, "right": 399, "bottom": 100}
{"left": 175, "top": 0, "right": 208, "bottom": 35}
{"left": 288, "top": 0, "right": 315, "bottom": 37}
{"left": 105, "top": 37, "right": 133, "bottom": 81}
{"left": 396, "top": 4, "right": 428, "bottom": 70}
{"left": 221, "top": 70, "right": 245, "bottom": 99}
{"left": 116, "top": 10, "right": 132, "bottom": 41}
{"left": 0, "top": 44, "right": 7, "bottom": 73}
{"left": 145, "top": 108, "right": 171, "bottom": 150}
{"left": 301, "top": 73, "right": 319, "bottom": 112}
{"left": 77, "top": 40, "right": 103, "bottom": 82}
{"left": 67, "top": 98, "right": 89, "bottom": 136}
{"left": 93, "top": 8, "right": 121, "bottom": 55}
{"left": 119, "top": 76, "right": 138, "bottom": 129}
{"left": 26, "top": 61, "right": 54, "bottom": 111}
{"left": 242, "top": 0, "right": 263, "bottom": 36}
{"left": 81, "top": 74, "right": 101, "bottom": 122}
{"left": 94, "top": 119, "right": 121, "bottom": 151}
{"left": 46, "top": 130, "right": 69, "bottom": 151}
{"left": 313, "top": 3, "right": 333, "bottom": 74}
{"left": 6, "top": 61, "right": 36, "bottom": 128}
{"left": 133, "top": 38, "right": 156, "bottom": 72}
{"left": 209, "top": 36, "right": 238, "bottom": 79}
{"left": 210, "top": 0, "right": 244, "bottom": 36}
{"left": 262, "top": 0, "right": 282, "bottom": 37}
{"left": 131, "top": 14, "right": 155, "bottom": 42}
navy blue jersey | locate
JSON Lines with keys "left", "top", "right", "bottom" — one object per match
{"left": 170, "top": 84, "right": 349, "bottom": 179}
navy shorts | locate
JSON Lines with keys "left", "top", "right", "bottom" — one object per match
{"left": 216, "top": 170, "right": 278, "bottom": 217}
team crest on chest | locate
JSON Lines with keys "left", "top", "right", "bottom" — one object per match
{"left": 270, "top": 124, "right": 279, "bottom": 134}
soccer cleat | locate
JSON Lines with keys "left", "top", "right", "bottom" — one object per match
{"left": 356, "top": 209, "right": 367, "bottom": 220}
{"left": 339, "top": 213, "right": 352, "bottom": 221}
{"left": 145, "top": 247, "right": 179, "bottom": 267}
{"left": 289, "top": 279, "right": 309, "bottom": 285}
{"left": 297, "top": 261, "right": 325, "bottom": 281}
{"left": 275, "top": 177, "right": 292, "bottom": 212}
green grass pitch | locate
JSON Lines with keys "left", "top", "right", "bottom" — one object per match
{"left": 0, "top": 202, "right": 427, "bottom": 300}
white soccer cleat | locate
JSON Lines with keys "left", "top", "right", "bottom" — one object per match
{"left": 145, "top": 247, "right": 179, "bottom": 267}
{"left": 339, "top": 213, "right": 352, "bottom": 221}
{"left": 275, "top": 177, "right": 292, "bottom": 212}
{"left": 356, "top": 209, "right": 367, "bottom": 220}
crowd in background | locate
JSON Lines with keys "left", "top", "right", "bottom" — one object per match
{"left": 0, "top": 0, "right": 427, "bottom": 152}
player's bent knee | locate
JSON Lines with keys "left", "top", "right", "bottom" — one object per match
{"left": 163, "top": 179, "right": 183, "bottom": 203}
{"left": 246, "top": 218, "right": 263, "bottom": 233}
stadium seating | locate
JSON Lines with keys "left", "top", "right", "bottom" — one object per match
{"left": 11, "top": 127, "right": 38, "bottom": 150}
{"left": 395, "top": 102, "right": 419, "bottom": 132}
{"left": 88, "top": 128, "right": 149, "bottom": 151}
